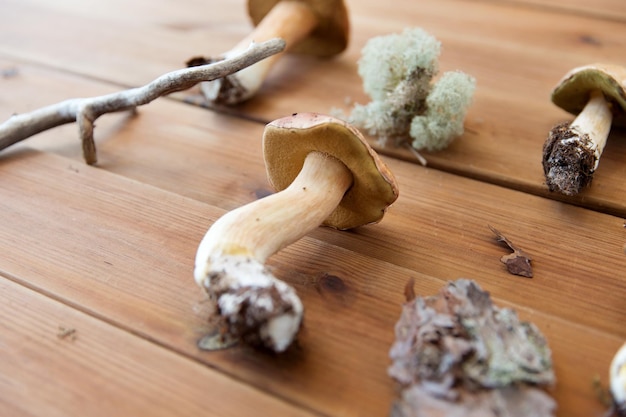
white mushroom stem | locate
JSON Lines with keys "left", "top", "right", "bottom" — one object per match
{"left": 201, "top": 1, "right": 318, "bottom": 104}
{"left": 568, "top": 89, "right": 613, "bottom": 170}
{"left": 194, "top": 151, "right": 353, "bottom": 351}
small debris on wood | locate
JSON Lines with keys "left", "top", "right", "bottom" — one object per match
{"left": 1, "top": 67, "right": 19, "bottom": 78}
{"left": 388, "top": 279, "right": 556, "bottom": 416}
{"left": 198, "top": 328, "right": 239, "bottom": 351}
{"left": 489, "top": 225, "right": 533, "bottom": 278}
{"left": 57, "top": 326, "right": 77, "bottom": 341}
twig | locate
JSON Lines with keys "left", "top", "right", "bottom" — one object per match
{"left": 404, "top": 142, "right": 428, "bottom": 166}
{"left": 0, "top": 38, "right": 286, "bottom": 165}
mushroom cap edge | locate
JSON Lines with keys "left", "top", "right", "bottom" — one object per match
{"left": 262, "top": 112, "right": 399, "bottom": 230}
{"left": 551, "top": 63, "right": 626, "bottom": 127}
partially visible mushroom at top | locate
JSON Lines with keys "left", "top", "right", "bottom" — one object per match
{"left": 194, "top": 113, "right": 398, "bottom": 352}
{"left": 542, "top": 63, "right": 626, "bottom": 195}
{"left": 188, "top": 0, "right": 350, "bottom": 105}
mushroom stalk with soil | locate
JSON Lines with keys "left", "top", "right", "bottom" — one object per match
{"left": 194, "top": 113, "right": 398, "bottom": 352}
{"left": 542, "top": 63, "right": 626, "bottom": 195}
{"left": 189, "top": 0, "right": 349, "bottom": 105}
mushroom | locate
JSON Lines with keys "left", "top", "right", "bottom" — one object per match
{"left": 194, "top": 113, "right": 398, "bottom": 352}
{"left": 610, "top": 342, "right": 626, "bottom": 416}
{"left": 542, "top": 63, "right": 626, "bottom": 195}
{"left": 188, "top": 0, "right": 350, "bottom": 105}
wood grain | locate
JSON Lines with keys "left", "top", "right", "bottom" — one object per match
{"left": 0, "top": 147, "right": 623, "bottom": 417}
{"left": 1, "top": 1, "right": 625, "bottom": 416}
{"left": 1, "top": 59, "right": 625, "bottom": 335}
{"left": 1, "top": 0, "right": 625, "bottom": 216}
{"left": 0, "top": 278, "right": 319, "bottom": 417}
{"left": 496, "top": 0, "right": 626, "bottom": 21}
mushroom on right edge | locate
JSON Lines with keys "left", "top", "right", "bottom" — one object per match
{"left": 542, "top": 63, "right": 626, "bottom": 195}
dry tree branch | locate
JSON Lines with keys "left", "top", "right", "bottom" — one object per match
{"left": 0, "top": 38, "right": 286, "bottom": 165}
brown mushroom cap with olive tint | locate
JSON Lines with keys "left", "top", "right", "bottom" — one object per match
{"left": 263, "top": 112, "right": 399, "bottom": 230}
{"left": 248, "top": 0, "right": 350, "bottom": 57}
{"left": 551, "top": 63, "right": 626, "bottom": 126}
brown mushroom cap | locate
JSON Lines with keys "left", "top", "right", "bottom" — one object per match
{"left": 248, "top": 0, "right": 349, "bottom": 57}
{"left": 263, "top": 113, "right": 399, "bottom": 230}
{"left": 551, "top": 63, "right": 626, "bottom": 127}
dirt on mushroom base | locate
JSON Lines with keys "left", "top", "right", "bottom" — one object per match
{"left": 542, "top": 121, "right": 597, "bottom": 195}
{"left": 388, "top": 279, "right": 556, "bottom": 417}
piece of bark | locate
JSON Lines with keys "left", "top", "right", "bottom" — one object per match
{"left": 388, "top": 279, "right": 556, "bottom": 417}
{"left": 489, "top": 225, "right": 533, "bottom": 278}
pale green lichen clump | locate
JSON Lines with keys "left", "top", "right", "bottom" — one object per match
{"left": 345, "top": 28, "right": 476, "bottom": 152}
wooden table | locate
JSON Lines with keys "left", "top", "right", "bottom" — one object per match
{"left": 1, "top": 1, "right": 625, "bottom": 416}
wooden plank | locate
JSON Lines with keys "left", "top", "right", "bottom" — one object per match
{"left": 2, "top": 56, "right": 626, "bottom": 224}
{"left": 494, "top": 0, "right": 626, "bottom": 21}
{"left": 0, "top": 3, "right": 624, "bottom": 417}
{"left": 241, "top": 0, "right": 626, "bottom": 215}
{"left": 0, "top": 146, "right": 623, "bottom": 417}
{"left": 0, "top": 278, "right": 320, "bottom": 417}
{"left": 1, "top": 0, "right": 625, "bottom": 216}
{"left": 0, "top": 0, "right": 247, "bottom": 86}
{"left": 1, "top": 61, "right": 625, "bottom": 336}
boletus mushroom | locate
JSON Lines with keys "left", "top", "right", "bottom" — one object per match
{"left": 188, "top": 0, "right": 350, "bottom": 105}
{"left": 194, "top": 113, "right": 398, "bottom": 352}
{"left": 542, "top": 63, "right": 626, "bottom": 195}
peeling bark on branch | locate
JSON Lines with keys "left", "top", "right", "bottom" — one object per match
{"left": 0, "top": 38, "right": 286, "bottom": 165}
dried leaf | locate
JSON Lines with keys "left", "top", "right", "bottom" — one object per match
{"left": 489, "top": 225, "right": 533, "bottom": 278}
{"left": 388, "top": 279, "right": 556, "bottom": 416}
{"left": 197, "top": 328, "right": 238, "bottom": 351}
